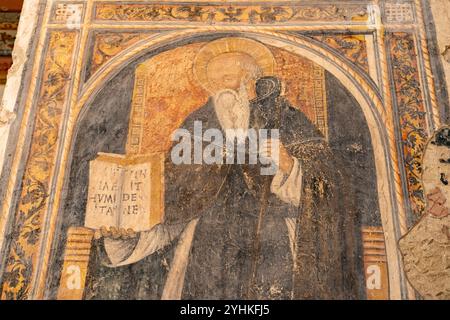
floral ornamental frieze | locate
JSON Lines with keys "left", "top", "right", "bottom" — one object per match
{"left": 93, "top": 3, "right": 369, "bottom": 24}
{"left": 388, "top": 32, "right": 429, "bottom": 217}
{"left": 309, "top": 34, "right": 369, "bottom": 73}
{"left": 1, "top": 31, "right": 78, "bottom": 300}
{"left": 87, "top": 32, "right": 156, "bottom": 79}
{"left": 383, "top": 1, "right": 416, "bottom": 24}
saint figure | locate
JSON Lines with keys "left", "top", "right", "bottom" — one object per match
{"left": 87, "top": 38, "right": 365, "bottom": 300}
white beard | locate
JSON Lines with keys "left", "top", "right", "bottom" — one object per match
{"left": 213, "top": 83, "right": 250, "bottom": 135}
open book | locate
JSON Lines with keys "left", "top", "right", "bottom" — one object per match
{"left": 85, "top": 152, "right": 164, "bottom": 232}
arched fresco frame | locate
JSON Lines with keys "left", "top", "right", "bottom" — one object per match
{"left": 20, "top": 29, "right": 407, "bottom": 299}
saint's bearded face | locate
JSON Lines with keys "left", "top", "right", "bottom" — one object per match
{"left": 206, "top": 52, "right": 261, "bottom": 95}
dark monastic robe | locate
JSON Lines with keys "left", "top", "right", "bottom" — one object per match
{"left": 85, "top": 77, "right": 365, "bottom": 300}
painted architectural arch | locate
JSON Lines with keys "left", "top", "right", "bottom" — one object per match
{"left": 0, "top": 0, "right": 448, "bottom": 301}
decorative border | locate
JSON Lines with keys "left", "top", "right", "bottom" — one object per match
{"left": 388, "top": 32, "right": 428, "bottom": 217}
{"left": 0, "top": 0, "right": 445, "bottom": 300}
{"left": 88, "top": 31, "right": 154, "bottom": 79}
{"left": 310, "top": 34, "right": 369, "bottom": 73}
{"left": 0, "top": 31, "right": 78, "bottom": 299}
{"left": 312, "top": 64, "right": 328, "bottom": 139}
{"left": 49, "top": 2, "right": 85, "bottom": 25}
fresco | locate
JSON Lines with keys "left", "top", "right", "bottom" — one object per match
{"left": 54, "top": 37, "right": 379, "bottom": 300}
{"left": 0, "top": 0, "right": 448, "bottom": 300}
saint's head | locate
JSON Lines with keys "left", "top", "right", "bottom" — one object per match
{"left": 194, "top": 37, "right": 275, "bottom": 97}
{"left": 206, "top": 52, "right": 262, "bottom": 94}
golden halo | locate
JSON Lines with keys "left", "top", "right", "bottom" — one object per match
{"left": 193, "top": 37, "right": 275, "bottom": 93}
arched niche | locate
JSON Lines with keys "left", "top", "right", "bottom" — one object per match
{"left": 42, "top": 31, "right": 407, "bottom": 299}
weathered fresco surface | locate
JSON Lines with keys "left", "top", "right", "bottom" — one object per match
{"left": 0, "top": 0, "right": 448, "bottom": 300}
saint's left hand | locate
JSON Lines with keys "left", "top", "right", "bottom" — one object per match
{"left": 260, "top": 138, "right": 294, "bottom": 175}
{"left": 94, "top": 226, "right": 137, "bottom": 240}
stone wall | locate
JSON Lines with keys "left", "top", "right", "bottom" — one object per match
{"left": 0, "top": 0, "right": 449, "bottom": 301}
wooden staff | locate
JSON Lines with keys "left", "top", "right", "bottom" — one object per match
{"left": 246, "top": 95, "right": 282, "bottom": 299}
